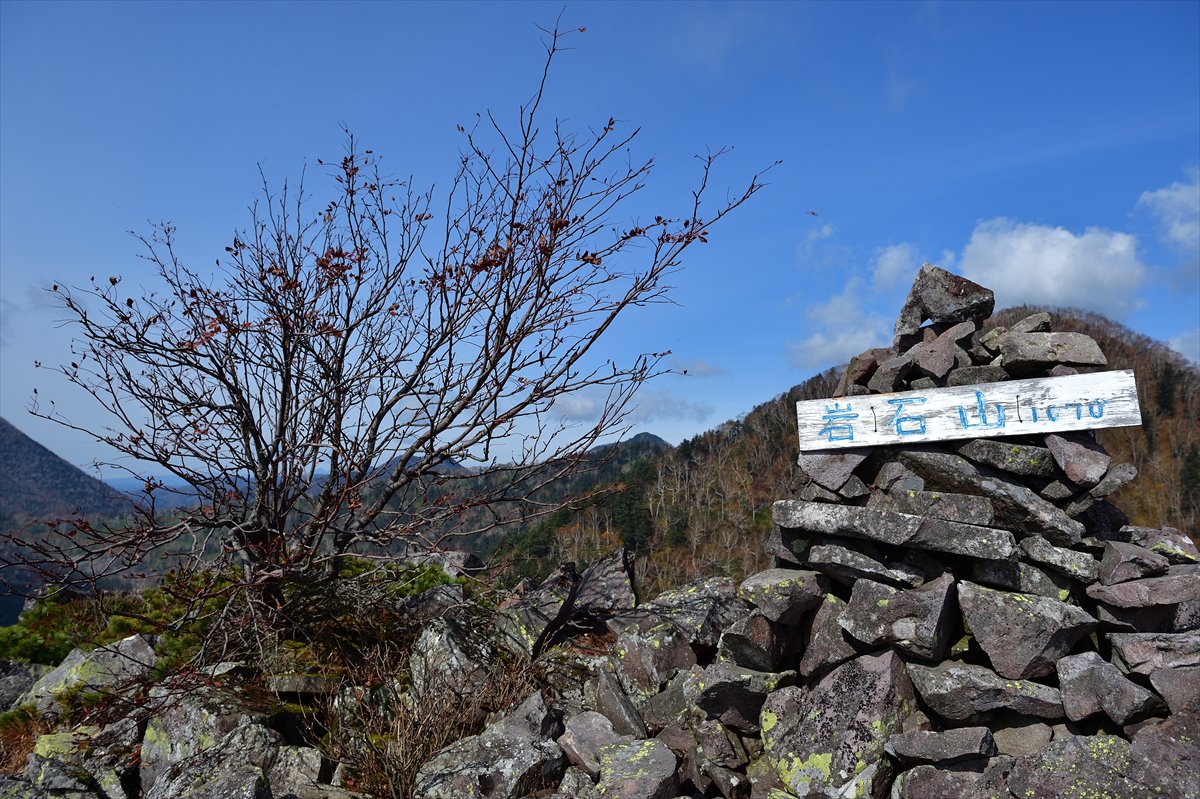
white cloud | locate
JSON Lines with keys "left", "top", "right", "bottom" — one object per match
{"left": 1168, "top": 329, "right": 1200, "bottom": 364}
{"left": 872, "top": 243, "right": 920, "bottom": 289}
{"left": 787, "top": 278, "right": 891, "bottom": 370}
{"left": 957, "top": 218, "right": 1147, "bottom": 317}
{"left": 1138, "top": 168, "right": 1200, "bottom": 256}
{"left": 667, "top": 357, "right": 722, "bottom": 377}
{"left": 554, "top": 386, "right": 712, "bottom": 425}
{"left": 806, "top": 223, "right": 834, "bottom": 245}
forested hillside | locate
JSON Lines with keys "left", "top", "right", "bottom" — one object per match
{"left": 507, "top": 308, "right": 1199, "bottom": 595}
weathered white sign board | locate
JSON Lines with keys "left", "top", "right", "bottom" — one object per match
{"left": 796, "top": 369, "right": 1140, "bottom": 453}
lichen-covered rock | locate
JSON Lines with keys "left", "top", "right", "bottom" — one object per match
{"left": 958, "top": 581, "right": 1096, "bottom": 679}
{"left": 144, "top": 721, "right": 281, "bottom": 799}
{"left": 1056, "top": 652, "right": 1166, "bottom": 724}
{"left": 689, "top": 662, "right": 795, "bottom": 735}
{"left": 953, "top": 439, "right": 1057, "bottom": 478}
{"left": 897, "top": 450, "right": 1084, "bottom": 545}
{"left": 1044, "top": 432, "right": 1111, "bottom": 487}
{"left": 20, "top": 634, "right": 157, "bottom": 717}
{"left": 893, "top": 265, "right": 995, "bottom": 337}
{"left": 410, "top": 615, "right": 494, "bottom": 701}
{"left": 594, "top": 738, "right": 678, "bottom": 799}
{"left": 837, "top": 573, "right": 957, "bottom": 660}
{"left": 891, "top": 758, "right": 1009, "bottom": 799}
{"left": 803, "top": 541, "right": 925, "bottom": 589}
{"left": 412, "top": 692, "right": 566, "bottom": 799}
{"left": 798, "top": 450, "right": 869, "bottom": 492}
{"left": 613, "top": 623, "right": 697, "bottom": 701}
{"left": 558, "top": 711, "right": 633, "bottom": 778}
{"left": 607, "top": 577, "right": 747, "bottom": 650}
{"left": 868, "top": 487, "right": 996, "bottom": 526}
{"left": 907, "top": 662, "right": 1064, "bottom": 721}
{"left": 1002, "top": 733, "right": 1191, "bottom": 799}
{"left": 140, "top": 685, "right": 276, "bottom": 798}
{"left": 26, "top": 719, "right": 140, "bottom": 799}
{"left": 1018, "top": 537, "right": 1098, "bottom": 583}
{"left": 496, "top": 563, "right": 580, "bottom": 657}
{"left": 736, "top": 569, "right": 827, "bottom": 625}
{"left": 773, "top": 499, "right": 1017, "bottom": 560}
{"left": 1124, "top": 525, "right": 1200, "bottom": 564}
{"left": 586, "top": 668, "right": 649, "bottom": 739}
{"left": 969, "top": 559, "right": 1070, "bottom": 599}
{"left": 760, "top": 651, "right": 915, "bottom": 799}
{"left": 717, "top": 611, "right": 784, "bottom": 672}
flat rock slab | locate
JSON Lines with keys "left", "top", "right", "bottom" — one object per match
{"left": 997, "top": 331, "right": 1107, "bottom": 371}
{"left": 958, "top": 581, "right": 1096, "bottom": 679}
{"left": 1018, "top": 536, "right": 1099, "bottom": 583}
{"left": 908, "top": 662, "right": 1064, "bottom": 721}
{"left": 595, "top": 739, "right": 678, "bottom": 799}
{"left": 1003, "top": 733, "right": 1189, "bottom": 799}
{"left": 970, "top": 560, "right": 1070, "bottom": 599}
{"left": 885, "top": 727, "right": 997, "bottom": 766}
{"left": 1126, "top": 525, "right": 1200, "bottom": 564}
{"left": 898, "top": 450, "right": 1084, "bottom": 545}
{"left": 953, "top": 439, "right": 1057, "bottom": 478}
{"left": 1086, "top": 572, "right": 1200, "bottom": 608}
{"left": 1056, "top": 652, "right": 1166, "bottom": 724}
{"left": 1109, "top": 632, "right": 1200, "bottom": 675}
{"left": 607, "top": 577, "right": 747, "bottom": 649}
{"left": 736, "top": 569, "right": 827, "bottom": 625}
{"left": 894, "top": 265, "right": 995, "bottom": 337}
{"left": 1099, "top": 541, "right": 1170, "bottom": 585}
{"left": 761, "top": 651, "right": 915, "bottom": 799}
{"left": 868, "top": 488, "right": 995, "bottom": 527}
{"left": 804, "top": 542, "right": 924, "bottom": 588}
{"left": 773, "top": 499, "right": 1017, "bottom": 560}
{"left": 838, "top": 574, "right": 957, "bottom": 660}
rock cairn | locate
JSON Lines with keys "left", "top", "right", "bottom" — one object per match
{"left": 6, "top": 265, "right": 1198, "bottom": 799}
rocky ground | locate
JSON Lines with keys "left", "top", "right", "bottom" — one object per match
{"left": 2, "top": 266, "right": 1197, "bottom": 799}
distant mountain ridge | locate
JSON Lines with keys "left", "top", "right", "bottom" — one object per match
{"left": 0, "top": 417, "right": 129, "bottom": 526}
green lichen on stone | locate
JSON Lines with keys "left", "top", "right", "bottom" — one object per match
{"left": 761, "top": 708, "right": 779, "bottom": 734}
{"left": 778, "top": 751, "right": 833, "bottom": 792}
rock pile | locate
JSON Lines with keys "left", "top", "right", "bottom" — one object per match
{"left": 4, "top": 265, "right": 1198, "bottom": 799}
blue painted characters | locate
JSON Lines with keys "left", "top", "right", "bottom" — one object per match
{"left": 818, "top": 402, "right": 859, "bottom": 443}
{"left": 886, "top": 397, "right": 928, "bottom": 436}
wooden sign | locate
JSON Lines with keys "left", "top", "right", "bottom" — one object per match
{"left": 796, "top": 369, "right": 1141, "bottom": 453}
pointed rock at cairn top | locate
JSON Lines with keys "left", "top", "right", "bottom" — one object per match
{"left": 894, "top": 264, "right": 995, "bottom": 337}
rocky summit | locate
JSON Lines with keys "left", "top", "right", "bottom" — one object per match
{"left": 3, "top": 265, "right": 1198, "bottom": 799}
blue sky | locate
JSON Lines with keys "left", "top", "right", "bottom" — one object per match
{"left": 1, "top": 0, "right": 1197, "bottom": 473}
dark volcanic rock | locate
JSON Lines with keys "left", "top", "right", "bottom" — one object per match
{"left": 970, "top": 559, "right": 1071, "bottom": 599}
{"left": 1150, "top": 666, "right": 1200, "bottom": 713}
{"left": 908, "top": 336, "right": 957, "bottom": 380}
{"left": 586, "top": 668, "right": 649, "bottom": 739}
{"left": 799, "top": 449, "right": 870, "bottom": 492}
{"left": 868, "top": 354, "right": 915, "bottom": 393}
{"left": 1099, "top": 541, "right": 1170, "bottom": 585}
{"left": 898, "top": 449, "right": 1085, "bottom": 545}
{"left": 1045, "top": 432, "right": 1111, "bottom": 487}
{"left": 1109, "top": 632, "right": 1200, "bottom": 675}
{"left": 689, "top": 662, "right": 795, "bottom": 735}
{"left": 997, "top": 331, "right": 1107, "bottom": 372}
{"left": 558, "top": 711, "right": 632, "bottom": 779}
{"left": 613, "top": 623, "right": 697, "bottom": 701}
{"left": 958, "top": 581, "right": 1096, "bottom": 679}
{"left": 1125, "top": 525, "right": 1200, "bottom": 564}
{"left": 1086, "top": 571, "right": 1200, "bottom": 608}
{"left": 1004, "top": 730, "right": 1194, "bottom": 799}
{"left": 595, "top": 739, "right": 678, "bottom": 799}
{"left": 947, "top": 364, "right": 1010, "bottom": 387}
{"left": 804, "top": 541, "right": 925, "bottom": 588}
{"left": 607, "top": 577, "right": 747, "bottom": 649}
{"left": 894, "top": 265, "right": 995, "bottom": 337}
{"left": 868, "top": 488, "right": 995, "bottom": 526}
{"left": 885, "top": 727, "right": 997, "bottom": 766}
{"left": 953, "top": 439, "right": 1057, "bottom": 478}
{"left": 736, "top": 569, "right": 827, "bottom": 626}
{"left": 761, "top": 651, "right": 916, "bottom": 799}
{"left": 838, "top": 574, "right": 957, "bottom": 660}
{"left": 717, "top": 610, "right": 784, "bottom": 672}
{"left": 797, "top": 594, "right": 862, "bottom": 680}
{"left": 496, "top": 563, "right": 580, "bottom": 657}
{"left": 1056, "top": 652, "right": 1166, "bottom": 724}
{"left": 575, "top": 548, "right": 638, "bottom": 616}
{"left": 412, "top": 692, "right": 566, "bottom": 799}
{"left": 908, "top": 662, "right": 1064, "bottom": 720}
{"left": 1018, "top": 536, "right": 1099, "bottom": 583}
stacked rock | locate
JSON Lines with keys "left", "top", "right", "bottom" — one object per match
{"left": 756, "top": 265, "right": 1199, "bottom": 797}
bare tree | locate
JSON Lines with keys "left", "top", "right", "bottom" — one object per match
{"left": 11, "top": 27, "right": 769, "bottom": 613}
